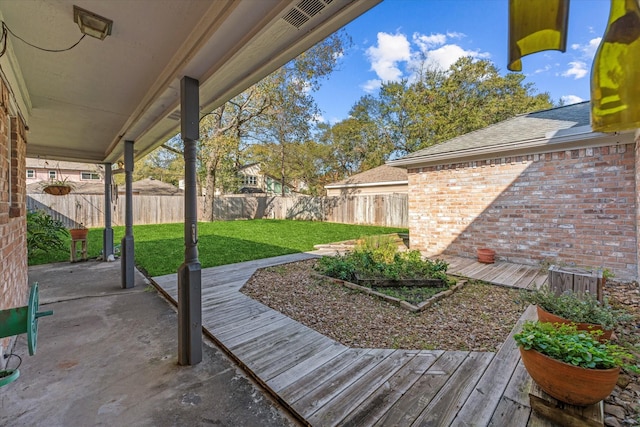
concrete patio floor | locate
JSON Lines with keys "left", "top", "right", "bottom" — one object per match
{"left": 0, "top": 260, "right": 298, "bottom": 427}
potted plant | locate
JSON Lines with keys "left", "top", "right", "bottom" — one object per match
{"left": 68, "top": 201, "right": 88, "bottom": 240}
{"left": 519, "top": 286, "right": 631, "bottom": 339}
{"left": 514, "top": 321, "right": 637, "bottom": 406}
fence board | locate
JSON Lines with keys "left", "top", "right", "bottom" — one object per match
{"left": 28, "top": 193, "right": 408, "bottom": 228}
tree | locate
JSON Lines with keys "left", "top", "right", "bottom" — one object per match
{"left": 344, "top": 57, "right": 553, "bottom": 158}
{"left": 248, "top": 32, "right": 351, "bottom": 196}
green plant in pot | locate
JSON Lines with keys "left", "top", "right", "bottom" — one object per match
{"left": 519, "top": 286, "right": 631, "bottom": 339}
{"left": 514, "top": 321, "right": 637, "bottom": 406}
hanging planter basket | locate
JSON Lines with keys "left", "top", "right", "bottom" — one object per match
{"left": 43, "top": 184, "right": 72, "bottom": 196}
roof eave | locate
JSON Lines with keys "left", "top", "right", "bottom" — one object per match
{"left": 325, "top": 180, "right": 408, "bottom": 189}
{"left": 387, "top": 128, "right": 635, "bottom": 170}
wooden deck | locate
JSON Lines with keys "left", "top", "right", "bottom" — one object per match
{"left": 152, "top": 253, "right": 555, "bottom": 426}
{"left": 435, "top": 254, "right": 547, "bottom": 290}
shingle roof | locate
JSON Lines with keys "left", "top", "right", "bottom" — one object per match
{"left": 390, "top": 101, "right": 592, "bottom": 166}
{"left": 325, "top": 165, "right": 407, "bottom": 188}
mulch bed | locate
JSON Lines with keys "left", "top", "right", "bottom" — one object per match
{"left": 241, "top": 259, "right": 524, "bottom": 352}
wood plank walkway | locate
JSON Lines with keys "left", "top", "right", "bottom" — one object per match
{"left": 152, "top": 253, "right": 554, "bottom": 426}
{"left": 435, "top": 254, "right": 548, "bottom": 290}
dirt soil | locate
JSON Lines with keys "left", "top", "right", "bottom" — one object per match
{"left": 241, "top": 259, "right": 524, "bottom": 352}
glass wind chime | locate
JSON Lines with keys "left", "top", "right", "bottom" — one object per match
{"left": 508, "top": 0, "right": 640, "bottom": 133}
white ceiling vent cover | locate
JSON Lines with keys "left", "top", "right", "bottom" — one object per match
{"left": 283, "top": 0, "right": 333, "bottom": 29}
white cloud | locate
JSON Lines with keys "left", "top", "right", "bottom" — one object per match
{"left": 421, "top": 44, "right": 491, "bottom": 71}
{"left": 361, "top": 30, "right": 488, "bottom": 91}
{"left": 313, "top": 113, "right": 326, "bottom": 123}
{"left": 412, "top": 32, "right": 447, "bottom": 50}
{"left": 571, "top": 37, "right": 601, "bottom": 59}
{"left": 361, "top": 79, "right": 382, "bottom": 93}
{"left": 562, "top": 61, "right": 588, "bottom": 79}
{"left": 534, "top": 64, "right": 551, "bottom": 74}
{"left": 560, "top": 95, "right": 584, "bottom": 105}
{"left": 365, "top": 32, "right": 411, "bottom": 81}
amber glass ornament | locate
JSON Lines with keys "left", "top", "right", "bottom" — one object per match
{"left": 591, "top": 0, "right": 640, "bottom": 132}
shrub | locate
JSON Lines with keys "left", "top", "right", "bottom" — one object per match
{"left": 27, "top": 210, "right": 68, "bottom": 258}
{"left": 514, "top": 321, "right": 637, "bottom": 370}
{"left": 314, "top": 243, "right": 453, "bottom": 285}
{"left": 519, "top": 286, "right": 632, "bottom": 330}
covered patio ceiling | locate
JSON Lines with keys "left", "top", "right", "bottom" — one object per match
{"left": 0, "top": 0, "right": 381, "bottom": 164}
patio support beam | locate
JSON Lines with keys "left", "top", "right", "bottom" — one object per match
{"left": 178, "top": 76, "right": 202, "bottom": 366}
{"left": 103, "top": 163, "right": 114, "bottom": 261}
{"left": 121, "top": 140, "right": 135, "bottom": 289}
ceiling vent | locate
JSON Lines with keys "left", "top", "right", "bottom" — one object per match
{"left": 283, "top": 0, "right": 333, "bottom": 29}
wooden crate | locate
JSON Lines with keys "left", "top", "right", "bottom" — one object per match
{"left": 547, "top": 265, "right": 604, "bottom": 301}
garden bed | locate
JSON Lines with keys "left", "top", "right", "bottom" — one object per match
{"left": 241, "top": 259, "right": 523, "bottom": 351}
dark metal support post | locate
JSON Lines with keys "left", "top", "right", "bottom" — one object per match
{"left": 178, "top": 76, "right": 202, "bottom": 365}
{"left": 121, "top": 140, "right": 135, "bottom": 289}
{"left": 103, "top": 163, "right": 114, "bottom": 261}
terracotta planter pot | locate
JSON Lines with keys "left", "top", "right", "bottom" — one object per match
{"left": 519, "top": 347, "right": 620, "bottom": 406}
{"left": 477, "top": 248, "right": 495, "bottom": 264}
{"left": 69, "top": 228, "right": 88, "bottom": 240}
{"left": 536, "top": 306, "right": 613, "bottom": 341}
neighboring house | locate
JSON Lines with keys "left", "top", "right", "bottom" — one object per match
{"left": 237, "top": 163, "right": 295, "bottom": 195}
{"left": 388, "top": 102, "right": 639, "bottom": 282}
{"left": 324, "top": 165, "right": 408, "bottom": 197}
{"left": 26, "top": 159, "right": 104, "bottom": 185}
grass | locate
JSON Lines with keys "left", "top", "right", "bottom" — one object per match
{"left": 29, "top": 219, "right": 406, "bottom": 276}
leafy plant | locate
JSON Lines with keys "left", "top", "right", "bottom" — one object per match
{"left": 314, "top": 244, "right": 453, "bottom": 285}
{"left": 514, "top": 321, "right": 637, "bottom": 371}
{"left": 26, "top": 210, "right": 69, "bottom": 257}
{"left": 518, "top": 286, "right": 631, "bottom": 330}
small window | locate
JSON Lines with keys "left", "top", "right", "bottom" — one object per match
{"left": 49, "top": 170, "right": 57, "bottom": 179}
{"left": 242, "top": 175, "right": 257, "bottom": 186}
{"left": 26, "top": 169, "right": 35, "bottom": 178}
{"left": 81, "top": 172, "right": 100, "bottom": 180}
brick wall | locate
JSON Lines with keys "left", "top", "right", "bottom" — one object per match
{"left": 408, "top": 144, "right": 637, "bottom": 281}
{"left": 0, "top": 77, "right": 28, "bottom": 368}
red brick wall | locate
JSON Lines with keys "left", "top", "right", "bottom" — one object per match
{"left": 0, "top": 77, "right": 28, "bottom": 366}
{"left": 408, "top": 144, "right": 637, "bottom": 281}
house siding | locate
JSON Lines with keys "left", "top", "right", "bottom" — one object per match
{"left": 0, "top": 77, "right": 28, "bottom": 367}
{"left": 408, "top": 144, "right": 637, "bottom": 281}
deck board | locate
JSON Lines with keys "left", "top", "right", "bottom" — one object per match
{"left": 152, "top": 252, "right": 555, "bottom": 426}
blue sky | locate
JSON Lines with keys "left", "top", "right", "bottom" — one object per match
{"left": 313, "top": 0, "right": 610, "bottom": 124}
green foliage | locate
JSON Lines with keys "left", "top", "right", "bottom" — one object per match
{"left": 356, "top": 235, "right": 399, "bottom": 263}
{"left": 315, "top": 245, "right": 453, "bottom": 285}
{"left": 26, "top": 210, "right": 69, "bottom": 258}
{"left": 330, "top": 57, "right": 553, "bottom": 162}
{"left": 519, "top": 286, "right": 632, "bottom": 330}
{"left": 514, "top": 321, "right": 637, "bottom": 370}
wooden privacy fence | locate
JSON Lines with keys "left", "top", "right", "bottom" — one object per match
{"left": 27, "top": 194, "right": 204, "bottom": 228}
{"left": 28, "top": 193, "right": 408, "bottom": 228}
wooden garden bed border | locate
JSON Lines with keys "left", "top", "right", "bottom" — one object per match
{"left": 310, "top": 271, "right": 467, "bottom": 313}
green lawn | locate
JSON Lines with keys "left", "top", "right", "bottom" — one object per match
{"left": 29, "top": 219, "right": 406, "bottom": 276}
